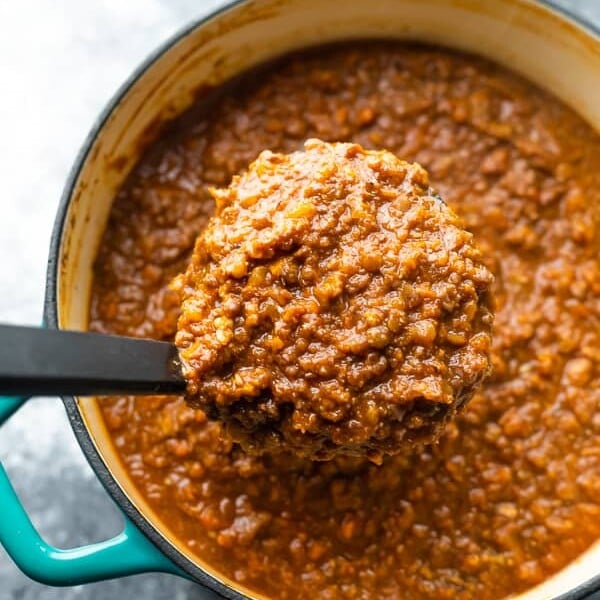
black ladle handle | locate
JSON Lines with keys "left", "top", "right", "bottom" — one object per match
{"left": 0, "top": 324, "right": 186, "bottom": 397}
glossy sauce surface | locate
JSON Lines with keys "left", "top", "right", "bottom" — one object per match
{"left": 90, "top": 44, "right": 600, "bottom": 599}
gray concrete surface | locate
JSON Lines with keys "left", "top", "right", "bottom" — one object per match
{"left": 0, "top": 1, "right": 598, "bottom": 599}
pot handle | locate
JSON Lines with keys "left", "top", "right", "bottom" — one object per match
{"left": 0, "top": 396, "right": 184, "bottom": 585}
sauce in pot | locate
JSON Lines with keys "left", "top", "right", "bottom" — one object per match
{"left": 90, "top": 43, "right": 600, "bottom": 599}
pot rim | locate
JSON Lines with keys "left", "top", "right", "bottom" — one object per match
{"left": 43, "top": 1, "right": 600, "bottom": 598}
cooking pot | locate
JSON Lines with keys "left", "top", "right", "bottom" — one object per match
{"left": 0, "top": 0, "right": 599, "bottom": 598}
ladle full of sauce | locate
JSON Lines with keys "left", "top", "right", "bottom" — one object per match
{"left": 0, "top": 140, "right": 494, "bottom": 463}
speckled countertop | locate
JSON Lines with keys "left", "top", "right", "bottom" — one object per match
{"left": 0, "top": 1, "right": 598, "bottom": 599}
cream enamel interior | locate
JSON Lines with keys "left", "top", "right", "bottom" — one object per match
{"left": 55, "top": 0, "right": 600, "bottom": 597}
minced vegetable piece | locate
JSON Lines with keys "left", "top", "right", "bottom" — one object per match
{"left": 172, "top": 139, "right": 494, "bottom": 461}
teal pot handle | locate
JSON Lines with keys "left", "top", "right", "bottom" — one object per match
{"left": 0, "top": 396, "right": 183, "bottom": 585}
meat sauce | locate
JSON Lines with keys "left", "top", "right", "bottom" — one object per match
{"left": 173, "top": 139, "right": 494, "bottom": 462}
{"left": 90, "top": 43, "right": 600, "bottom": 599}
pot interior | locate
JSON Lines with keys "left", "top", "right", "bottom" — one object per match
{"left": 52, "top": 0, "right": 600, "bottom": 598}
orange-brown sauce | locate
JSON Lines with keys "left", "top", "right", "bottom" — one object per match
{"left": 91, "top": 43, "right": 600, "bottom": 599}
{"left": 173, "top": 139, "right": 494, "bottom": 462}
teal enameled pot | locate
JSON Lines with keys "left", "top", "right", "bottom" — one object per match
{"left": 1, "top": 1, "right": 599, "bottom": 598}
